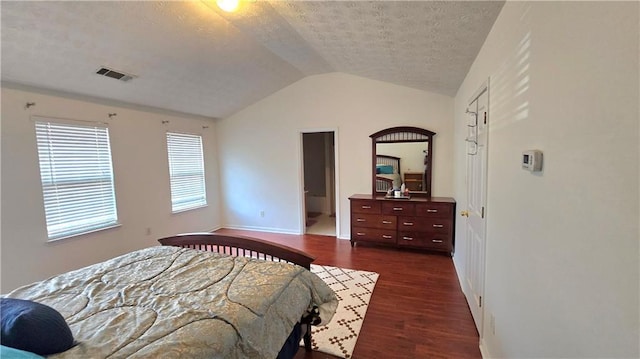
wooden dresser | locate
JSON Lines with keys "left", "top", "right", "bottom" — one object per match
{"left": 349, "top": 194, "right": 456, "bottom": 255}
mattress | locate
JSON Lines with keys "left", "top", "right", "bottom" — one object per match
{"left": 5, "top": 246, "right": 338, "bottom": 358}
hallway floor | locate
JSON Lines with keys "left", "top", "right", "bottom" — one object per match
{"left": 305, "top": 213, "right": 336, "bottom": 236}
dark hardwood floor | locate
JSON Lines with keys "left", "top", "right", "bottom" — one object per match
{"left": 214, "top": 229, "right": 481, "bottom": 359}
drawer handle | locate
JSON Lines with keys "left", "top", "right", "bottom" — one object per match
{"left": 427, "top": 209, "right": 438, "bottom": 213}
{"left": 382, "top": 235, "right": 393, "bottom": 239}
{"left": 382, "top": 220, "right": 392, "bottom": 224}
{"left": 356, "top": 232, "right": 366, "bottom": 236}
{"left": 393, "top": 207, "right": 403, "bottom": 211}
{"left": 402, "top": 236, "right": 414, "bottom": 241}
{"left": 403, "top": 222, "right": 414, "bottom": 226}
{"left": 361, "top": 205, "right": 372, "bottom": 209}
{"left": 356, "top": 218, "right": 366, "bottom": 222}
{"left": 432, "top": 239, "right": 444, "bottom": 243}
{"left": 432, "top": 224, "right": 444, "bottom": 228}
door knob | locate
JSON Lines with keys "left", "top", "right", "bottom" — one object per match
{"left": 460, "top": 210, "right": 469, "bottom": 217}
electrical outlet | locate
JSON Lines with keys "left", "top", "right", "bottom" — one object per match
{"left": 259, "top": 210, "right": 265, "bottom": 218}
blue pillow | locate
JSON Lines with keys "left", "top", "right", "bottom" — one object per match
{"left": 376, "top": 164, "right": 394, "bottom": 174}
{"left": 1, "top": 298, "right": 74, "bottom": 355}
{"left": 0, "top": 345, "right": 45, "bottom": 359}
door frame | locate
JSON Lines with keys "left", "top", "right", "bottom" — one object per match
{"left": 298, "top": 128, "right": 340, "bottom": 236}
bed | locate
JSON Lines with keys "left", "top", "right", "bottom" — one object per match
{"left": 1, "top": 233, "right": 338, "bottom": 359}
{"left": 375, "top": 154, "right": 401, "bottom": 192}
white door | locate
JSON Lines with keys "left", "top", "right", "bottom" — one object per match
{"left": 463, "top": 84, "right": 489, "bottom": 335}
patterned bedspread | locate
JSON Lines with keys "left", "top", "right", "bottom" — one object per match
{"left": 5, "top": 246, "right": 338, "bottom": 358}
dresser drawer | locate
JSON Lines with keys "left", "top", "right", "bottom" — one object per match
{"left": 351, "top": 200, "right": 381, "bottom": 214}
{"left": 398, "top": 216, "right": 452, "bottom": 234}
{"left": 381, "top": 202, "right": 416, "bottom": 216}
{"left": 416, "top": 202, "right": 453, "bottom": 219}
{"left": 352, "top": 227, "right": 396, "bottom": 244}
{"left": 397, "top": 231, "right": 451, "bottom": 252}
{"left": 352, "top": 214, "right": 397, "bottom": 230}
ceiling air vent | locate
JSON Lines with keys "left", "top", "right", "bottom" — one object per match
{"left": 96, "top": 67, "right": 135, "bottom": 82}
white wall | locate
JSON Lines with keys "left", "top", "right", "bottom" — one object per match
{"left": 453, "top": 2, "right": 639, "bottom": 358}
{"left": 217, "top": 73, "right": 454, "bottom": 238}
{"left": 1, "top": 86, "right": 222, "bottom": 292}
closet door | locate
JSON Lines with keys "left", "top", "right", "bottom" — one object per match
{"left": 463, "top": 84, "right": 489, "bottom": 336}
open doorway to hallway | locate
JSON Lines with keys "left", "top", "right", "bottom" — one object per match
{"left": 302, "top": 131, "right": 336, "bottom": 236}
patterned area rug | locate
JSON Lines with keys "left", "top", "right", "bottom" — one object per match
{"left": 302, "top": 265, "right": 379, "bottom": 358}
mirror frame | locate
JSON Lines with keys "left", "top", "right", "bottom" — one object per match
{"left": 370, "top": 126, "right": 436, "bottom": 197}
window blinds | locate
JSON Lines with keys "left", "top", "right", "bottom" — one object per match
{"left": 35, "top": 120, "right": 118, "bottom": 240}
{"left": 166, "top": 132, "right": 207, "bottom": 212}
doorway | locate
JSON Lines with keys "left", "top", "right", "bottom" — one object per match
{"left": 301, "top": 131, "right": 336, "bottom": 236}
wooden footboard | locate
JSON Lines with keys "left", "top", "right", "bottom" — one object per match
{"left": 158, "top": 232, "right": 315, "bottom": 270}
{"left": 376, "top": 175, "right": 394, "bottom": 192}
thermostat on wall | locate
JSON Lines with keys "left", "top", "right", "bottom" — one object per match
{"left": 522, "top": 150, "right": 543, "bottom": 172}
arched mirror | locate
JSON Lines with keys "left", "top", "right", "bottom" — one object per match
{"left": 370, "top": 126, "right": 435, "bottom": 197}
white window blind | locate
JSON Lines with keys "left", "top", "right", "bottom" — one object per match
{"left": 35, "top": 120, "right": 118, "bottom": 240}
{"left": 166, "top": 132, "right": 207, "bottom": 212}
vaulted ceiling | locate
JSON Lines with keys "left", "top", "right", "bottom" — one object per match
{"left": 1, "top": 1, "right": 504, "bottom": 119}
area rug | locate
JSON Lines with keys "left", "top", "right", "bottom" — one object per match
{"left": 302, "top": 265, "right": 379, "bottom": 358}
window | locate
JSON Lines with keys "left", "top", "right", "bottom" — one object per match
{"left": 166, "top": 132, "right": 207, "bottom": 212}
{"left": 35, "top": 119, "right": 118, "bottom": 240}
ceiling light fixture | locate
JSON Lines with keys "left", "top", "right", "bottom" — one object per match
{"left": 216, "top": 0, "right": 239, "bottom": 12}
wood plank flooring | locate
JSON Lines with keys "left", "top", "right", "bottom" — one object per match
{"left": 214, "top": 229, "right": 481, "bottom": 359}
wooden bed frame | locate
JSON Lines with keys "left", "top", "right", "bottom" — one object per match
{"left": 157, "top": 232, "right": 316, "bottom": 353}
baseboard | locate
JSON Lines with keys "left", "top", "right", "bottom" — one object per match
{"left": 204, "top": 225, "right": 222, "bottom": 233}
{"left": 454, "top": 256, "right": 487, "bottom": 358}
{"left": 452, "top": 256, "right": 468, "bottom": 295}
{"left": 218, "top": 225, "right": 351, "bottom": 241}
{"left": 222, "top": 225, "right": 300, "bottom": 235}
{"left": 479, "top": 338, "right": 490, "bottom": 358}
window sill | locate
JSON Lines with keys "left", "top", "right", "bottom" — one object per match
{"left": 46, "top": 223, "right": 122, "bottom": 243}
{"left": 171, "top": 204, "right": 208, "bottom": 214}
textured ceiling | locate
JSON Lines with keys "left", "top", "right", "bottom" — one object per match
{"left": 1, "top": 1, "right": 504, "bottom": 119}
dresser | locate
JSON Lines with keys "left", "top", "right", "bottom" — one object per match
{"left": 349, "top": 194, "right": 456, "bottom": 255}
